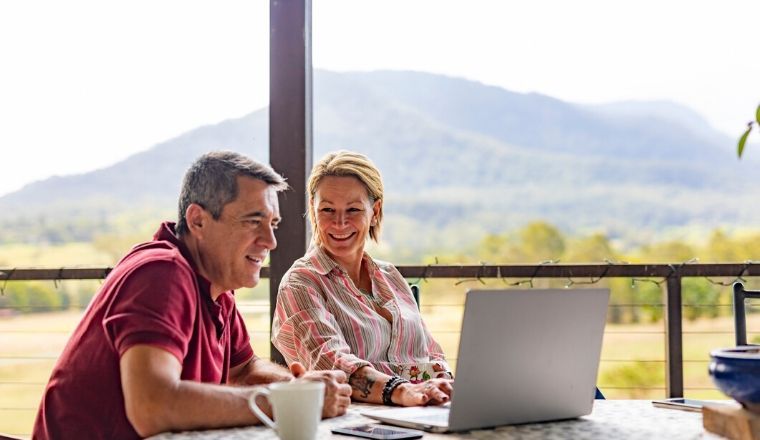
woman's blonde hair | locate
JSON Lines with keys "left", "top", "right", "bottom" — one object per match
{"left": 308, "top": 150, "right": 384, "bottom": 244}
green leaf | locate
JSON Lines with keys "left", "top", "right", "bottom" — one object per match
{"left": 756, "top": 104, "right": 760, "bottom": 124}
{"left": 738, "top": 122, "right": 753, "bottom": 158}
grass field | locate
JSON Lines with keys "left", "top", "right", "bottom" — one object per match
{"left": 0, "top": 242, "right": 114, "bottom": 267}
{"left": 1, "top": 303, "right": 753, "bottom": 437}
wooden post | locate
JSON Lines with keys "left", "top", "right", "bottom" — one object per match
{"left": 665, "top": 276, "right": 684, "bottom": 397}
{"left": 268, "top": 0, "right": 313, "bottom": 365}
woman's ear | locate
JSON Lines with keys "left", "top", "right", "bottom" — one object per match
{"left": 372, "top": 199, "right": 382, "bottom": 221}
{"left": 307, "top": 200, "right": 321, "bottom": 244}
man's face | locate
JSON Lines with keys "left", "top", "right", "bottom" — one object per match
{"left": 197, "top": 176, "right": 280, "bottom": 294}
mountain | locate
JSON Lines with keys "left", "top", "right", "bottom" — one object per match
{"left": 1, "top": 70, "right": 758, "bottom": 252}
{"left": 583, "top": 100, "right": 734, "bottom": 154}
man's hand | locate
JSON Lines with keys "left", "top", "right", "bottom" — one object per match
{"left": 230, "top": 356, "right": 294, "bottom": 386}
{"left": 290, "top": 363, "right": 352, "bottom": 418}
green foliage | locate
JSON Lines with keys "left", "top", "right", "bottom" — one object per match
{"left": 738, "top": 123, "right": 752, "bottom": 157}
{"left": 477, "top": 221, "right": 566, "bottom": 263}
{"left": 72, "top": 284, "right": 97, "bottom": 309}
{"left": 0, "top": 282, "right": 63, "bottom": 313}
{"left": 518, "top": 222, "right": 565, "bottom": 261}
{"left": 635, "top": 240, "right": 696, "bottom": 263}
{"left": 564, "top": 233, "right": 617, "bottom": 262}
{"left": 0, "top": 280, "right": 100, "bottom": 314}
{"left": 702, "top": 229, "right": 760, "bottom": 262}
{"left": 460, "top": 221, "right": 749, "bottom": 324}
{"left": 0, "top": 214, "right": 109, "bottom": 244}
{"left": 737, "top": 104, "right": 760, "bottom": 158}
{"left": 705, "top": 230, "right": 740, "bottom": 261}
{"left": 478, "top": 233, "right": 511, "bottom": 262}
{"left": 0, "top": 206, "right": 171, "bottom": 246}
{"left": 609, "top": 279, "right": 663, "bottom": 324}
{"left": 682, "top": 279, "right": 721, "bottom": 321}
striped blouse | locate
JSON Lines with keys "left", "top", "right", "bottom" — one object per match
{"left": 272, "top": 245, "right": 450, "bottom": 382}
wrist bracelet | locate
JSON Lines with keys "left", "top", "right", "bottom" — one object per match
{"left": 382, "top": 376, "right": 409, "bottom": 406}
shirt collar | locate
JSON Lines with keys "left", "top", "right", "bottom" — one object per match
{"left": 153, "top": 221, "right": 217, "bottom": 301}
{"left": 307, "top": 243, "right": 378, "bottom": 276}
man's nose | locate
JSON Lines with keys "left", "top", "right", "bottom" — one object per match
{"left": 260, "top": 224, "right": 277, "bottom": 250}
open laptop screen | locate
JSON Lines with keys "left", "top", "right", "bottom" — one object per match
{"left": 364, "top": 288, "right": 610, "bottom": 432}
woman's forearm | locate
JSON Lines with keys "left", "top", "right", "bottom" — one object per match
{"left": 348, "top": 366, "right": 392, "bottom": 403}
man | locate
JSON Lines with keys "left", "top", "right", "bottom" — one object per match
{"left": 33, "top": 151, "right": 352, "bottom": 439}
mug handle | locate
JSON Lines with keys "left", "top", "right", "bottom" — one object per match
{"left": 248, "top": 387, "right": 277, "bottom": 430}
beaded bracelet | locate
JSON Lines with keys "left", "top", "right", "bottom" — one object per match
{"left": 382, "top": 376, "right": 409, "bottom": 406}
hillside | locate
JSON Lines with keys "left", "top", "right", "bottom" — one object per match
{"left": 1, "top": 70, "right": 758, "bottom": 252}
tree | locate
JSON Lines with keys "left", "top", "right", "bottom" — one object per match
{"left": 636, "top": 240, "right": 696, "bottom": 263}
{"left": 705, "top": 229, "right": 740, "bottom": 262}
{"left": 1, "top": 282, "right": 63, "bottom": 313}
{"left": 682, "top": 278, "right": 720, "bottom": 321}
{"left": 477, "top": 233, "right": 511, "bottom": 263}
{"left": 517, "top": 221, "right": 566, "bottom": 262}
{"left": 564, "top": 233, "right": 617, "bottom": 262}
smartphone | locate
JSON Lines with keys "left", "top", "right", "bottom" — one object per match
{"left": 331, "top": 424, "right": 424, "bottom": 440}
{"left": 651, "top": 398, "right": 713, "bottom": 412}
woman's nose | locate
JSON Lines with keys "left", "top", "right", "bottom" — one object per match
{"left": 334, "top": 211, "right": 347, "bottom": 225}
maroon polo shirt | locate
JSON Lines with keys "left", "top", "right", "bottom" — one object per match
{"left": 33, "top": 222, "right": 254, "bottom": 440}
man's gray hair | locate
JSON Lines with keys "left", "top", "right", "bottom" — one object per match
{"left": 176, "top": 151, "right": 289, "bottom": 235}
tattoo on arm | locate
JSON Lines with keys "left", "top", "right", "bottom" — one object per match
{"left": 349, "top": 374, "right": 375, "bottom": 398}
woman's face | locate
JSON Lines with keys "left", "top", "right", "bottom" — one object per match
{"left": 312, "top": 175, "right": 381, "bottom": 266}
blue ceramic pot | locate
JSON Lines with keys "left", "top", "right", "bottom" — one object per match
{"left": 709, "top": 346, "right": 760, "bottom": 413}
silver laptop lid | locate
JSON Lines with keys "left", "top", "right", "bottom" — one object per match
{"left": 447, "top": 288, "right": 609, "bottom": 431}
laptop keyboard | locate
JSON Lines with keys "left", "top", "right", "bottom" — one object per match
{"left": 412, "top": 412, "right": 450, "bottom": 424}
{"left": 363, "top": 405, "right": 451, "bottom": 428}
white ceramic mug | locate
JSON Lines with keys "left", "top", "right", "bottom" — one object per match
{"left": 248, "top": 380, "right": 325, "bottom": 440}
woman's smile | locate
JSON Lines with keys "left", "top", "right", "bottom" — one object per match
{"left": 329, "top": 231, "right": 356, "bottom": 241}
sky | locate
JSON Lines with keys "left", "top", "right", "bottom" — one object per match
{"left": 1, "top": 0, "right": 759, "bottom": 197}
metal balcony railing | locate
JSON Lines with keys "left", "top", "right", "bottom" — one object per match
{"left": 2, "top": 261, "right": 758, "bottom": 398}
{"left": 4, "top": 261, "right": 758, "bottom": 437}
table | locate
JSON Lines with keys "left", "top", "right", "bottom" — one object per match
{"left": 148, "top": 400, "right": 728, "bottom": 440}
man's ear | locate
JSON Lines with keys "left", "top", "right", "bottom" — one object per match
{"left": 185, "top": 204, "right": 208, "bottom": 238}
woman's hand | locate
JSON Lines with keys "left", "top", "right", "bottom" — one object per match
{"left": 392, "top": 379, "right": 454, "bottom": 406}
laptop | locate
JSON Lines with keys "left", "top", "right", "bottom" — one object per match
{"left": 362, "top": 288, "right": 610, "bottom": 432}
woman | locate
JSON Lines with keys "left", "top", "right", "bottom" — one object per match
{"left": 272, "top": 150, "right": 453, "bottom": 406}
